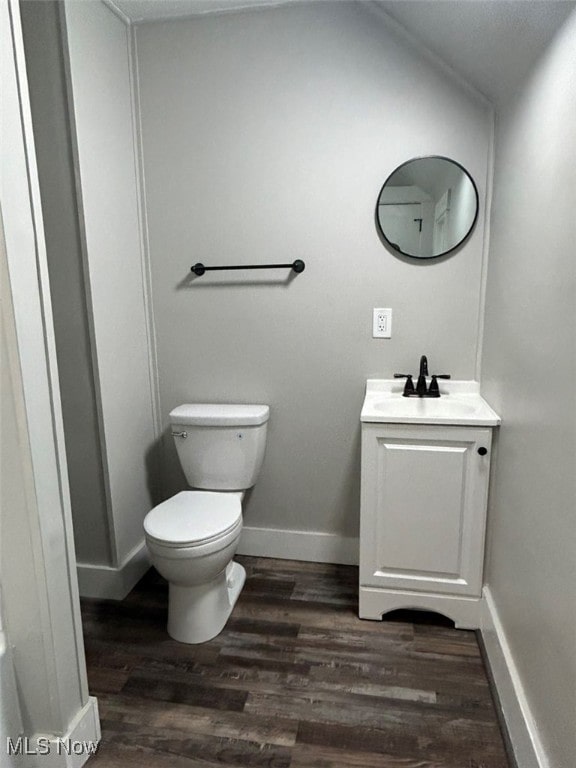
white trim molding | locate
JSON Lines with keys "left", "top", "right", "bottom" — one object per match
{"left": 1, "top": 1, "right": 98, "bottom": 754}
{"left": 77, "top": 540, "right": 150, "bottom": 600}
{"left": 237, "top": 526, "right": 359, "bottom": 566}
{"left": 480, "top": 586, "right": 549, "bottom": 768}
{"left": 30, "top": 698, "right": 100, "bottom": 768}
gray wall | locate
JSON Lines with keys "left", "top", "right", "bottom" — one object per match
{"left": 22, "top": 0, "right": 160, "bottom": 577}
{"left": 481, "top": 8, "right": 576, "bottom": 767}
{"left": 64, "top": 0, "right": 159, "bottom": 567}
{"left": 135, "top": 2, "right": 492, "bottom": 543}
{"left": 20, "top": 0, "right": 111, "bottom": 565}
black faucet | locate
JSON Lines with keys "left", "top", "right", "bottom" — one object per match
{"left": 394, "top": 356, "right": 451, "bottom": 397}
{"left": 416, "top": 355, "right": 428, "bottom": 396}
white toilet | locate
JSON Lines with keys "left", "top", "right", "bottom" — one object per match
{"left": 144, "top": 403, "right": 269, "bottom": 644}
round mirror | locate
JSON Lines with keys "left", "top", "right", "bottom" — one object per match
{"left": 376, "top": 156, "right": 479, "bottom": 259}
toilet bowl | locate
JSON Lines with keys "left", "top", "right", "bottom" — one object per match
{"left": 145, "top": 490, "right": 245, "bottom": 644}
{"left": 144, "top": 403, "right": 269, "bottom": 644}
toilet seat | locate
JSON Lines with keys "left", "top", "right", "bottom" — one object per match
{"left": 144, "top": 491, "right": 242, "bottom": 548}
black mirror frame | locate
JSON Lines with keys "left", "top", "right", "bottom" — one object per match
{"left": 376, "top": 155, "right": 480, "bottom": 260}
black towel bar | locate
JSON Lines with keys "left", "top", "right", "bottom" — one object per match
{"left": 191, "top": 259, "right": 305, "bottom": 276}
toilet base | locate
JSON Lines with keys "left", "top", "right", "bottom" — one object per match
{"left": 167, "top": 561, "right": 246, "bottom": 644}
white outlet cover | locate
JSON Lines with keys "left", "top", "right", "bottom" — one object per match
{"left": 373, "top": 308, "right": 392, "bottom": 338}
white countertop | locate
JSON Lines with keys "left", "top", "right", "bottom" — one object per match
{"left": 361, "top": 379, "right": 501, "bottom": 426}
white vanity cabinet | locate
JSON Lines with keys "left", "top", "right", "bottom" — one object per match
{"left": 359, "top": 380, "right": 500, "bottom": 629}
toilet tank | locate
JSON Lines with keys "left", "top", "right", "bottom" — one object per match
{"left": 169, "top": 404, "right": 269, "bottom": 490}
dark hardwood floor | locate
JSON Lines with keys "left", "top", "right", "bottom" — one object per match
{"left": 81, "top": 556, "right": 510, "bottom": 767}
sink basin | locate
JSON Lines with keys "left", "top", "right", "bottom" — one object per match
{"left": 361, "top": 380, "right": 501, "bottom": 426}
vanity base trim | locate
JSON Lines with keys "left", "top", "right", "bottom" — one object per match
{"left": 359, "top": 585, "right": 484, "bottom": 629}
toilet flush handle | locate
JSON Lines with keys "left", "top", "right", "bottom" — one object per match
{"left": 171, "top": 430, "right": 188, "bottom": 439}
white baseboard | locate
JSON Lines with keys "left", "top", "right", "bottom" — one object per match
{"left": 238, "top": 525, "right": 359, "bottom": 566}
{"left": 30, "top": 696, "right": 100, "bottom": 768}
{"left": 480, "top": 586, "right": 549, "bottom": 768}
{"left": 77, "top": 540, "right": 150, "bottom": 599}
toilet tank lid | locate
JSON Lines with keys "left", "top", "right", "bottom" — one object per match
{"left": 170, "top": 403, "right": 269, "bottom": 426}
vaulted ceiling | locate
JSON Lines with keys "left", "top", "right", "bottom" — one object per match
{"left": 108, "top": 0, "right": 576, "bottom": 102}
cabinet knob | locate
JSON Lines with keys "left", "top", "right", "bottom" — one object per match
{"left": 478, "top": 447, "right": 488, "bottom": 456}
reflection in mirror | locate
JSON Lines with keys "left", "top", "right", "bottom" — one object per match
{"left": 376, "top": 156, "right": 479, "bottom": 259}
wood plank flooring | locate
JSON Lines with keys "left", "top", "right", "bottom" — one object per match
{"left": 81, "top": 556, "right": 510, "bottom": 768}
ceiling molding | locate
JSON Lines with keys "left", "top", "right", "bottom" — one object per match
{"left": 109, "top": 0, "right": 305, "bottom": 25}
{"left": 102, "top": 0, "right": 133, "bottom": 25}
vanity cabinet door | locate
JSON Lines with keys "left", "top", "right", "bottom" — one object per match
{"left": 360, "top": 424, "right": 492, "bottom": 598}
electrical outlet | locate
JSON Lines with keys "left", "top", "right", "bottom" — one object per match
{"left": 373, "top": 308, "right": 392, "bottom": 338}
